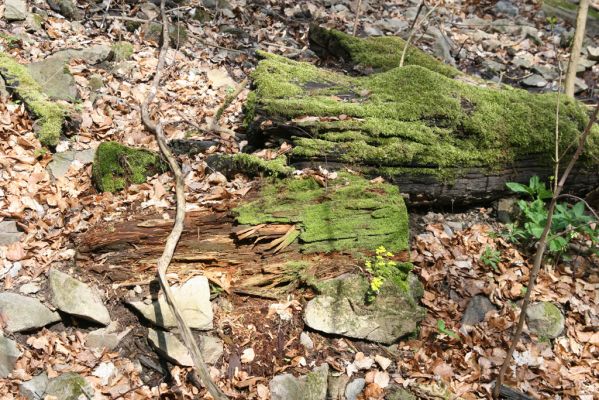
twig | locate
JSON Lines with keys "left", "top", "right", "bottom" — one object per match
{"left": 352, "top": 0, "right": 363, "bottom": 36}
{"left": 139, "top": 2, "right": 228, "bottom": 399}
{"left": 493, "top": 103, "right": 599, "bottom": 398}
{"left": 399, "top": 3, "right": 438, "bottom": 68}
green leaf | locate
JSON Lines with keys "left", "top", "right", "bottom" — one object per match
{"left": 506, "top": 182, "right": 532, "bottom": 195}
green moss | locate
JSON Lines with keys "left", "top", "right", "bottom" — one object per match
{"left": 92, "top": 141, "right": 168, "bottom": 192}
{"left": 233, "top": 172, "right": 409, "bottom": 253}
{"left": 310, "top": 27, "right": 460, "bottom": 77}
{"left": 0, "top": 52, "right": 67, "bottom": 146}
{"left": 249, "top": 52, "right": 599, "bottom": 180}
{"left": 111, "top": 41, "right": 134, "bottom": 62}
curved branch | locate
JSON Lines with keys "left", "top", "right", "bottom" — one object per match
{"left": 140, "top": 2, "right": 228, "bottom": 399}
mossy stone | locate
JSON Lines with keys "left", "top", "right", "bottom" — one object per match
{"left": 45, "top": 373, "right": 93, "bottom": 400}
{"left": 92, "top": 142, "right": 168, "bottom": 193}
{"left": 110, "top": 41, "right": 134, "bottom": 62}
{"left": 207, "top": 153, "right": 293, "bottom": 177}
{"left": 0, "top": 52, "right": 67, "bottom": 147}
{"left": 233, "top": 172, "right": 409, "bottom": 253}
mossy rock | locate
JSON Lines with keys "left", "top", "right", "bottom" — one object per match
{"left": 45, "top": 373, "right": 93, "bottom": 400}
{"left": 0, "top": 52, "right": 68, "bottom": 147}
{"left": 233, "top": 172, "right": 409, "bottom": 253}
{"left": 110, "top": 41, "right": 134, "bottom": 62}
{"left": 207, "top": 153, "right": 294, "bottom": 178}
{"left": 92, "top": 142, "right": 168, "bottom": 193}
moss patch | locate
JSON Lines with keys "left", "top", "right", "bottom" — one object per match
{"left": 208, "top": 153, "right": 293, "bottom": 177}
{"left": 92, "top": 141, "right": 168, "bottom": 192}
{"left": 110, "top": 41, "right": 134, "bottom": 62}
{"left": 249, "top": 51, "right": 599, "bottom": 180}
{"left": 0, "top": 52, "right": 67, "bottom": 146}
{"left": 233, "top": 172, "right": 409, "bottom": 253}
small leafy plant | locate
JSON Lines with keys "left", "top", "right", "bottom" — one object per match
{"left": 503, "top": 176, "right": 597, "bottom": 254}
{"left": 364, "top": 246, "right": 411, "bottom": 303}
{"left": 480, "top": 246, "right": 501, "bottom": 270}
{"left": 436, "top": 319, "right": 460, "bottom": 340}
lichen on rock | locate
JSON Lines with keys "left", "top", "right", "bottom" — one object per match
{"left": 233, "top": 172, "right": 409, "bottom": 253}
{"left": 92, "top": 141, "right": 168, "bottom": 193}
{"left": 0, "top": 52, "right": 67, "bottom": 147}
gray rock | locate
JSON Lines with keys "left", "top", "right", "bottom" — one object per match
{"left": 48, "top": 147, "right": 97, "bottom": 179}
{"left": 270, "top": 364, "right": 328, "bottom": 400}
{"left": 427, "top": 27, "right": 455, "bottom": 66}
{"left": 0, "top": 76, "right": 9, "bottom": 100}
{"left": 483, "top": 39, "right": 502, "bottom": 52}
{"left": 27, "top": 45, "right": 111, "bottom": 101}
{"left": 345, "top": 378, "right": 366, "bottom": 400}
{"left": 376, "top": 18, "right": 408, "bottom": 33}
{"left": 0, "top": 220, "right": 23, "bottom": 246}
{"left": 363, "top": 25, "right": 384, "bottom": 36}
{"left": 19, "top": 282, "right": 41, "bottom": 295}
{"left": 525, "top": 302, "right": 564, "bottom": 338}
{"left": 46, "top": 0, "right": 82, "bottom": 20}
{"left": 482, "top": 60, "right": 506, "bottom": 74}
{"left": 0, "top": 335, "right": 21, "bottom": 378}
{"left": 462, "top": 295, "right": 497, "bottom": 326}
{"left": 496, "top": 197, "right": 519, "bottom": 223}
{"left": 86, "top": 322, "right": 131, "bottom": 351}
{"left": 19, "top": 372, "right": 48, "bottom": 400}
{"left": 0, "top": 292, "right": 61, "bottom": 332}
{"left": 300, "top": 331, "right": 314, "bottom": 350}
{"left": 512, "top": 54, "right": 534, "bottom": 69}
{"left": 574, "top": 77, "right": 588, "bottom": 93}
{"left": 129, "top": 276, "right": 213, "bottom": 330}
{"left": 46, "top": 373, "right": 94, "bottom": 400}
{"left": 533, "top": 65, "right": 558, "bottom": 80}
{"left": 148, "top": 329, "right": 223, "bottom": 366}
{"left": 494, "top": 0, "right": 519, "bottom": 16}
{"left": 521, "top": 26, "right": 542, "bottom": 45}
{"left": 445, "top": 221, "right": 464, "bottom": 231}
{"left": 303, "top": 274, "right": 425, "bottom": 344}
{"left": 4, "top": 0, "right": 28, "bottom": 21}
{"left": 522, "top": 74, "right": 548, "bottom": 88}
{"left": 327, "top": 374, "right": 349, "bottom": 400}
{"left": 588, "top": 46, "right": 599, "bottom": 61}
{"left": 49, "top": 269, "right": 111, "bottom": 325}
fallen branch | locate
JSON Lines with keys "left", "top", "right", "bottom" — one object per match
{"left": 493, "top": 103, "right": 599, "bottom": 398}
{"left": 140, "top": 1, "right": 228, "bottom": 399}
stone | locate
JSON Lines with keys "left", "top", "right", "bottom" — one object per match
{"left": 385, "top": 386, "right": 417, "bottom": 400}
{"left": 270, "top": 364, "right": 328, "bottom": 400}
{"left": 427, "top": 27, "right": 455, "bottom": 66}
{"left": 376, "top": 18, "right": 408, "bottom": 33}
{"left": 45, "top": 373, "right": 94, "bottom": 400}
{"left": 46, "top": 0, "right": 83, "bottom": 20}
{"left": 494, "top": 0, "right": 519, "bottom": 16}
{"left": 533, "top": 65, "right": 558, "bottom": 80}
{"left": 327, "top": 374, "right": 349, "bottom": 400}
{"left": 129, "top": 276, "right": 213, "bottom": 330}
{"left": 147, "top": 329, "right": 223, "bottom": 366}
{"left": 511, "top": 54, "right": 534, "bottom": 69}
{"left": 525, "top": 302, "right": 564, "bottom": 338}
{"left": 363, "top": 25, "right": 384, "bottom": 36}
{"left": 482, "top": 60, "right": 506, "bottom": 74}
{"left": 86, "top": 322, "right": 131, "bottom": 351}
{"left": 47, "top": 147, "right": 97, "bottom": 179}
{"left": 0, "top": 220, "right": 23, "bottom": 246}
{"left": 574, "top": 77, "right": 588, "bottom": 93}
{"left": 483, "top": 39, "right": 502, "bottom": 52}
{"left": 345, "top": 378, "right": 366, "bottom": 400}
{"left": 4, "top": 0, "right": 28, "bottom": 21}
{"left": 462, "top": 295, "right": 497, "bottom": 326}
{"left": 588, "top": 46, "right": 599, "bottom": 61}
{"left": 496, "top": 197, "right": 519, "bottom": 223}
{"left": 542, "top": 0, "right": 599, "bottom": 37}
{"left": 27, "top": 45, "right": 111, "bottom": 100}
{"left": 0, "top": 292, "right": 61, "bottom": 332}
{"left": 522, "top": 74, "right": 548, "bottom": 88}
{"left": 19, "top": 282, "right": 41, "bottom": 295}
{"left": 49, "top": 269, "right": 111, "bottom": 325}
{"left": 0, "top": 76, "right": 9, "bottom": 100}
{"left": 0, "top": 335, "right": 21, "bottom": 378}
{"left": 19, "top": 372, "right": 49, "bottom": 400}
{"left": 300, "top": 331, "right": 314, "bottom": 350}
{"left": 303, "top": 274, "right": 425, "bottom": 344}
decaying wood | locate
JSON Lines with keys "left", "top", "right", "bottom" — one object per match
{"left": 139, "top": 2, "right": 227, "bottom": 398}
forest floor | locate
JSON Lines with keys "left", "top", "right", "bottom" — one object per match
{"left": 0, "top": 0, "right": 598, "bottom": 399}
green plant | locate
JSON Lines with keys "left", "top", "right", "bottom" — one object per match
{"left": 480, "top": 246, "right": 501, "bottom": 270}
{"left": 364, "top": 246, "right": 412, "bottom": 303}
{"left": 436, "top": 319, "right": 459, "bottom": 340}
{"left": 504, "top": 176, "right": 598, "bottom": 254}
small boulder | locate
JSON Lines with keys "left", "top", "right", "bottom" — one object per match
{"left": 45, "top": 373, "right": 94, "bottom": 400}
{"left": 494, "top": 0, "right": 519, "bottom": 17}
{"left": 522, "top": 74, "right": 548, "bottom": 88}
{"left": 147, "top": 329, "right": 223, "bottom": 366}
{"left": 86, "top": 322, "right": 131, "bottom": 351}
{"left": 46, "top": 0, "right": 83, "bottom": 20}
{"left": 0, "top": 220, "right": 23, "bottom": 246}
{"left": 303, "top": 274, "right": 424, "bottom": 344}
{"left": 49, "top": 269, "right": 111, "bottom": 325}
{"left": 0, "top": 335, "right": 21, "bottom": 378}
{"left": 525, "top": 302, "right": 564, "bottom": 339}
{"left": 270, "top": 364, "right": 328, "bottom": 400}
{"left": 19, "top": 372, "right": 48, "bottom": 400}
{"left": 3, "top": 0, "right": 28, "bottom": 21}
{"left": 345, "top": 378, "right": 366, "bottom": 400}
{"left": 0, "top": 292, "right": 61, "bottom": 332}
{"left": 129, "top": 276, "right": 213, "bottom": 330}
{"left": 461, "top": 295, "right": 497, "bottom": 326}
{"left": 496, "top": 197, "right": 519, "bottom": 224}
{"left": 48, "top": 147, "right": 97, "bottom": 179}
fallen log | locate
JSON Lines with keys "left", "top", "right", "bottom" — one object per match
{"left": 242, "top": 27, "right": 599, "bottom": 207}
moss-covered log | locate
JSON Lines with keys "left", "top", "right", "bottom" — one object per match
{"left": 0, "top": 52, "right": 69, "bottom": 147}
{"left": 245, "top": 27, "right": 599, "bottom": 206}
{"left": 92, "top": 141, "right": 168, "bottom": 193}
